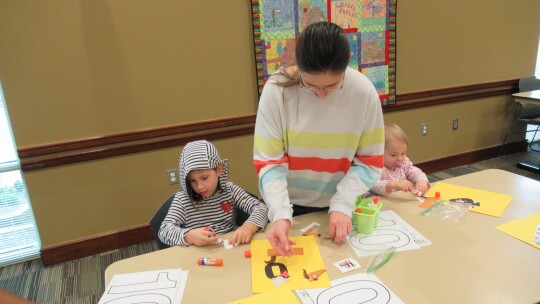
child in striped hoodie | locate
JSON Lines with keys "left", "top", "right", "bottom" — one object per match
{"left": 159, "top": 140, "right": 268, "bottom": 247}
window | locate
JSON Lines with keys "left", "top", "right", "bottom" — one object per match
{"left": 535, "top": 37, "right": 540, "bottom": 78}
{"left": 0, "top": 83, "right": 41, "bottom": 266}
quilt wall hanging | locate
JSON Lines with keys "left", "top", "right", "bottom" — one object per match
{"left": 251, "top": 0, "right": 397, "bottom": 106}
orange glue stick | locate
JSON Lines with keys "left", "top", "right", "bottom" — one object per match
{"left": 197, "top": 258, "right": 223, "bottom": 266}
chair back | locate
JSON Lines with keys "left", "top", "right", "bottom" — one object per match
{"left": 149, "top": 194, "right": 176, "bottom": 250}
{"left": 517, "top": 77, "right": 540, "bottom": 121}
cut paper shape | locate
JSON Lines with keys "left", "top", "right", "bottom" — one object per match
{"left": 98, "top": 269, "right": 188, "bottom": 304}
{"left": 426, "top": 182, "right": 513, "bottom": 217}
{"left": 296, "top": 272, "right": 404, "bottom": 304}
{"left": 347, "top": 210, "right": 430, "bottom": 257}
{"left": 251, "top": 235, "right": 330, "bottom": 293}
{"left": 496, "top": 213, "right": 540, "bottom": 249}
{"left": 227, "top": 288, "right": 300, "bottom": 304}
{"left": 334, "top": 258, "right": 361, "bottom": 273}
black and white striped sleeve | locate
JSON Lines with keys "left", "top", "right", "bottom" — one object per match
{"left": 230, "top": 183, "right": 269, "bottom": 230}
{"left": 158, "top": 193, "right": 192, "bottom": 246}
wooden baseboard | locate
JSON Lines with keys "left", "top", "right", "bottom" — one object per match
{"left": 39, "top": 141, "right": 527, "bottom": 266}
{"left": 40, "top": 224, "right": 154, "bottom": 266}
{"left": 416, "top": 140, "right": 527, "bottom": 174}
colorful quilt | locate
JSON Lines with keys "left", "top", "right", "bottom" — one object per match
{"left": 251, "top": 0, "right": 397, "bottom": 106}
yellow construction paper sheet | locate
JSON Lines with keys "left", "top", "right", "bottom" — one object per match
{"left": 425, "top": 182, "right": 513, "bottom": 217}
{"left": 251, "top": 235, "right": 330, "bottom": 293}
{"left": 496, "top": 213, "right": 540, "bottom": 249}
{"left": 226, "top": 289, "right": 300, "bottom": 304}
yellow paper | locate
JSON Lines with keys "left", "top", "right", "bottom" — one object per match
{"left": 496, "top": 213, "right": 540, "bottom": 249}
{"left": 226, "top": 289, "right": 300, "bottom": 304}
{"left": 251, "top": 235, "right": 330, "bottom": 293}
{"left": 425, "top": 182, "right": 513, "bottom": 217}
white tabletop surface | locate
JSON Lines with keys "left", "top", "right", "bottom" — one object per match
{"left": 104, "top": 169, "right": 540, "bottom": 303}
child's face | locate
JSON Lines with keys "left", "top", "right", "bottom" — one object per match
{"left": 187, "top": 165, "right": 223, "bottom": 198}
{"left": 384, "top": 139, "right": 407, "bottom": 170}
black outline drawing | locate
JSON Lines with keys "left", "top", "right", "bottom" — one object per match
{"left": 316, "top": 280, "right": 391, "bottom": 304}
{"left": 109, "top": 272, "right": 177, "bottom": 294}
{"left": 348, "top": 229, "right": 412, "bottom": 252}
{"left": 99, "top": 270, "right": 186, "bottom": 304}
{"left": 298, "top": 273, "right": 404, "bottom": 304}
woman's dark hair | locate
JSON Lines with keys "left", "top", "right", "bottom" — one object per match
{"left": 295, "top": 21, "right": 350, "bottom": 74}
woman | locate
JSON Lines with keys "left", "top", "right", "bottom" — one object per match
{"left": 254, "top": 21, "right": 385, "bottom": 255}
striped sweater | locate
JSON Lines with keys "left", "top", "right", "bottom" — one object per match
{"left": 253, "top": 67, "right": 385, "bottom": 223}
{"left": 159, "top": 140, "right": 268, "bottom": 246}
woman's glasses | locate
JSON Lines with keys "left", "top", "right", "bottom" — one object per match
{"left": 298, "top": 73, "right": 345, "bottom": 94}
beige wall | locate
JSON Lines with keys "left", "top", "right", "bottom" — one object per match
{"left": 0, "top": 0, "right": 539, "bottom": 247}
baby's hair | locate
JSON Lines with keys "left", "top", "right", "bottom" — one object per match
{"left": 385, "top": 123, "right": 409, "bottom": 146}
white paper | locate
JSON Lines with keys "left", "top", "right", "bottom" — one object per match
{"left": 347, "top": 210, "right": 430, "bottom": 257}
{"left": 296, "top": 273, "right": 404, "bottom": 304}
{"left": 98, "top": 268, "right": 188, "bottom": 304}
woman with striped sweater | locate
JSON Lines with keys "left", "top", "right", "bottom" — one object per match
{"left": 254, "top": 22, "right": 385, "bottom": 256}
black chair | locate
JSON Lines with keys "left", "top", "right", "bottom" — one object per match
{"left": 515, "top": 77, "right": 540, "bottom": 152}
{"left": 149, "top": 193, "right": 176, "bottom": 250}
{"left": 500, "top": 77, "right": 540, "bottom": 156}
{"left": 149, "top": 191, "right": 261, "bottom": 250}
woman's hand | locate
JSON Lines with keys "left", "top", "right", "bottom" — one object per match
{"left": 267, "top": 219, "right": 296, "bottom": 256}
{"left": 184, "top": 227, "right": 219, "bottom": 246}
{"left": 229, "top": 222, "right": 258, "bottom": 245}
{"left": 328, "top": 211, "right": 352, "bottom": 243}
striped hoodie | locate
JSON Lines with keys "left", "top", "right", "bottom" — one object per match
{"left": 254, "top": 67, "right": 385, "bottom": 223}
{"left": 159, "top": 140, "right": 268, "bottom": 246}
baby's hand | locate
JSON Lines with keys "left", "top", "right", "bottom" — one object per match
{"left": 185, "top": 227, "right": 219, "bottom": 246}
{"left": 229, "top": 223, "right": 258, "bottom": 246}
{"left": 415, "top": 180, "right": 430, "bottom": 193}
{"left": 390, "top": 180, "right": 414, "bottom": 192}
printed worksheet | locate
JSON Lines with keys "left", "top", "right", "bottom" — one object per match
{"left": 98, "top": 269, "right": 188, "bottom": 304}
{"left": 296, "top": 273, "right": 404, "bottom": 304}
{"left": 347, "top": 210, "right": 430, "bottom": 257}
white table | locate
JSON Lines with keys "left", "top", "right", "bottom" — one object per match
{"left": 105, "top": 169, "right": 540, "bottom": 303}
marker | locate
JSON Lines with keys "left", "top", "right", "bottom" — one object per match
{"left": 197, "top": 258, "right": 223, "bottom": 266}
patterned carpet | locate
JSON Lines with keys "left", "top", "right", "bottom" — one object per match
{"left": 0, "top": 153, "right": 539, "bottom": 303}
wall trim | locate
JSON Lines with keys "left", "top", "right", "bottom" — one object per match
{"left": 19, "top": 79, "right": 520, "bottom": 171}
{"left": 40, "top": 224, "right": 154, "bottom": 267}
{"left": 38, "top": 141, "right": 526, "bottom": 266}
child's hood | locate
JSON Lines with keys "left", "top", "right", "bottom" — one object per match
{"left": 178, "top": 140, "right": 228, "bottom": 191}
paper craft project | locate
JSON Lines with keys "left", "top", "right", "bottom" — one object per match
{"left": 334, "top": 258, "right": 361, "bottom": 273}
{"left": 98, "top": 269, "right": 188, "bottom": 304}
{"left": 227, "top": 289, "right": 300, "bottom": 304}
{"left": 425, "top": 182, "right": 513, "bottom": 217}
{"left": 251, "top": 235, "right": 330, "bottom": 293}
{"left": 296, "top": 273, "right": 404, "bottom": 304}
{"left": 496, "top": 213, "right": 540, "bottom": 249}
{"left": 347, "top": 210, "right": 430, "bottom": 257}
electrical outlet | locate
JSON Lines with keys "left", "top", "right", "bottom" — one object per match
{"left": 452, "top": 119, "right": 459, "bottom": 130}
{"left": 421, "top": 123, "right": 428, "bottom": 136}
{"left": 167, "top": 169, "right": 179, "bottom": 185}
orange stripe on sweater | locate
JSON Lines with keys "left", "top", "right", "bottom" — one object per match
{"left": 355, "top": 155, "right": 384, "bottom": 168}
{"left": 254, "top": 156, "right": 289, "bottom": 174}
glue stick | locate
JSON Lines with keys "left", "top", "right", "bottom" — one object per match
{"left": 197, "top": 258, "right": 223, "bottom": 266}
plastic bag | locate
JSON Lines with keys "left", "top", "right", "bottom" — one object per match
{"left": 419, "top": 199, "right": 471, "bottom": 222}
{"left": 366, "top": 246, "right": 396, "bottom": 274}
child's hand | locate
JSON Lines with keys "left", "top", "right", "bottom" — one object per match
{"left": 185, "top": 227, "right": 219, "bottom": 246}
{"left": 389, "top": 180, "right": 414, "bottom": 192}
{"left": 415, "top": 180, "right": 430, "bottom": 193}
{"left": 229, "top": 222, "right": 258, "bottom": 246}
